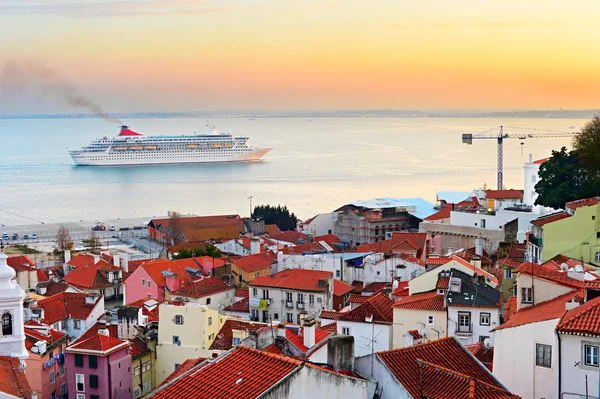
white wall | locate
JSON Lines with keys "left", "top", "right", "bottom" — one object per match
{"left": 215, "top": 239, "right": 250, "bottom": 256}
{"left": 168, "top": 287, "right": 235, "bottom": 311}
{"left": 249, "top": 285, "right": 332, "bottom": 323}
{"left": 450, "top": 210, "right": 537, "bottom": 242}
{"left": 302, "top": 213, "right": 336, "bottom": 237}
{"left": 335, "top": 321, "right": 392, "bottom": 357}
{"left": 355, "top": 355, "right": 408, "bottom": 399}
{"left": 277, "top": 253, "right": 348, "bottom": 280}
{"left": 560, "top": 334, "right": 600, "bottom": 399}
{"left": 516, "top": 275, "right": 573, "bottom": 311}
{"left": 345, "top": 253, "right": 424, "bottom": 287}
{"left": 307, "top": 344, "right": 328, "bottom": 364}
{"left": 494, "top": 318, "right": 559, "bottom": 399}
{"left": 392, "top": 308, "right": 447, "bottom": 348}
{"left": 447, "top": 306, "right": 499, "bottom": 346}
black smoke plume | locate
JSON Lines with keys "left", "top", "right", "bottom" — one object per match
{"left": 0, "top": 59, "right": 122, "bottom": 124}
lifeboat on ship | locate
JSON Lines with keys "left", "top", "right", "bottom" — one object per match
{"left": 145, "top": 145, "right": 157, "bottom": 150}
{"left": 187, "top": 144, "right": 198, "bottom": 149}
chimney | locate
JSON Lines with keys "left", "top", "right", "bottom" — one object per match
{"left": 93, "top": 254, "right": 100, "bottom": 264}
{"left": 327, "top": 335, "right": 355, "bottom": 372}
{"left": 247, "top": 330, "right": 259, "bottom": 349}
{"left": 475, "top": 237, "right": 483, "bottom": 256}
{"left": 64, "top": 250, "right": 71, "bottom": 263}
{"left": 529, "top": 153, "right": 533, "bottom": 163}
{"left": 470, "top": 257, "right": 482, "bottom": 269}
{"left": 85, "top": 293, "right": 98, "bottom": 304}
{"left": 119, "top": 252, "right": 129, "bottom": 273}
{"left": 566, "top": 299, "right": 580, "bottom": 311}
{"left": 98, "top": 326, "right": 109, "bottom": 337}
{"left": 277, "top": 323, "right": 286, "bottom": 338}
{"left": 250, "top": 237, "right": 261, "bottom": 255}
{"left": 303, "top": 317, "right": 316, "bottom": 349}
{"left": 112, "top": 254, "right": 120, "bottom": 268}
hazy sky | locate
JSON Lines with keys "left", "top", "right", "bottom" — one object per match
{"left": 1, "top": 0, "right": 599, "bottom": 113}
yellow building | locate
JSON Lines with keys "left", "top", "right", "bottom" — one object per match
{"left": 230, "top": 254, "right": 274, "bottom": 287}
{"left": 529, "top": 197, "right": 600, "bottom": 263}
{"left": 130, "top": 337, "right": 155, "bottom": 398}
{"left": 155, "top": 303, "right": 226, "bottom": 385}
{"left": 392, "top": 291, "right": 447, "bottom": 348}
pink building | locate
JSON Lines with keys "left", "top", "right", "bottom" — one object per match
{"left": 24, "top": 321, "right": 69, "bottom": 399}
{"left": 123, "top": 258, "right": 209, "bottom": 304}
{"left": 65, "top": 332, "right": 132, "bottom": 399}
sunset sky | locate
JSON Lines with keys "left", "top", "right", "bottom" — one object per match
{"left": 1, "top": 0, "right": 599, "bottom": 113}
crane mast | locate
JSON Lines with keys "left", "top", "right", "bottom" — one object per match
{"left": 462, "top": 126, "right": 578, "bottom": 190}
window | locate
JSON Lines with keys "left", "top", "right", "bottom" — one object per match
{"left": 88, "top": 355, "right": 97, "bottom": 369}
{"left": 206, "top": 297, "right": 211, "bottom": 305}
{"left": 309, "top": 294, "right": 314, "bottom": 304}
{"left": 286, "top": 292, "right": 293, "bottom": 302}
{"left": 2, "top": 313, "right": 12, "bottom": 336}
{"left": 142, "top": 361, "right": 151, "bottom": 372}
{"left": 336, "top": 270, "right": 341, "bottom": 278}
{"left": 262, "top": 289, "right": 270, "bottom": 299}
{"left": 427, "top": 315, "right": 435, "bottom": 325}
{"left": 143, "top": 382, "right": 152, "bottom": 392}
{"left": 522, "top": 287, "right": 533, "bottom": 304}
{"left": 286, "top": 313, "right": 293, "bottom": 323}
{"left": 147, "top": 280, "right": 151, "bottom": 288}
{"left": 77, "top": 395, "right": 85, "bottom": 399}
{"left": 74, "top": 319, "right": 81, "bottom": 330}
{"left": 135, "top": 388, "right": 141, "bottom": 399}
{"left": 49, "top": 370, "right": 55, "bottom": 384}
{"left": 297, "top": 293, "right": 304, "bottom": 303}
{"left": 253, "top": 288, "right": 258, "bottom": 297}
{"left": 480, "top": 312, "right": 491, "bottom": 326}
{"left": 233, "top": 337, "right": 241, "bottom": 346}
{"left": 479, "top": 335, "right": 490, "bottom": 343}
{"left": 481, "top": 219, "right": 486, "bottom": 228}
{"left": 175, "top": 315, "right": 184, "bottom": 325}
{"left": 273, "top": 313, "right": 279, "bottom": 320}
{"left": 595, "top": 251, "right": 600, "bottom": 263}
{"left": 208, "top": 316, "right": 213, "bottom": 325}
{"left": 60, "top": 363, "right": 64, "bottom": 376}
{"left": 377, "top": 271, "right": 381, "bottom": 276}
{"left": 512, "top": 284, "right": 518, "bottom": 297}
{"left": 61, "top": 383, "right": 67, "bottom": 396}
{"left": 536, "top": 343, "right": 552, "bottom": 368}
{"left": 141, "top": 278, "right": 145, "bottom": 286}
{"left": 91, "top": 395, "right": 100, "bottom": 399}
{"left": 504, "top": 268, "right": 513, "bottom": 280}
{"left": 134, "top": 366, "right": 140, "bottom": 376}
{"left": 317, "top": 297, "right": 322, "bottom": 303}
{"left": 76, "top": 374, "right": 85, "bottom": 392}
{"left": 89, "top": 374, "right": 99, "bottom": 389}
{"left": 173, "top": 336, "right": 180, "bottom": 345}
{"left": 61, "top": 320, "right": 67, "bottom": 330}
{"left": 585, "top": 345, "right": 599, "bottom": 367}
{"left": 174, "top": 363, "right": 181, "bottom": 370}
{"left": 458, "top": 312, "right": 471, "bottom": 332}
{"left": 238, "top": 275, "right": 243, "bottom": 284}
{"left": 75, "top": 354, "right": 84, "bottom": 367}
{"left": 341, "top": 327, "right": 350, "bottom": 335}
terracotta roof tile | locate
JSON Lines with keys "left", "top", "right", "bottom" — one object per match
{"left": 566, "top": 197, "right": 600, "bottom": 210}
{"left": 66, "top": 333, "right": 129, "bottom": 355}
{"left": 393, "top": 281, "right": 410, "bottom": 297}
{"left": 338, "top": 293, "right": 394, "bottom": 325}
{"left": 36, "top": 292, "right": 101, "bottom": 324}
{"left": 24, "top": 325, "right": 67, "bottom": 351}
{"left": 264, "top": 224, "right": 282, "bottom": 236}
{"left": 354, "top": 232, "right": 428, "bottom": 257}
{"left": 76, "top": 321, "right": 119, "bottom": 343}
{"left": 67, "top": 253, "right": 96, "bottom": 268}
{"left": 407, "top": 329, "right": 422, "bottom": 339}
{"left": 39, "top": 281, "right": 70, "bottom": 296}
{"left": 150, "top": 346, "right": 302, "bottom": 399}
{"left": 224, "top": 298, "right": 250, "bottom": 312}
{"left": 134, "top": 258, "right": 206, "bottom": 288}
{"left": 319, "top": 310, "right": 341, "bottom": 320}
{"left": 279, "top": 242, "right": 325, "bottom": 255}
{"left": 516, "top": 261, "right": 589, "bottom": 289}
{"left": 251, "top": 269, "right": 332, "bottom": 292}
{"left": 0, "top": 356, "right": 33, "bottom": 398}
{"left": 437, "top": 276, "right": 450, "bottom": 289}
{"left": 465, "top": 342, "right": 494, "bottom": 371}
{"left": 348, "top": 294, "right": 369, "bottom": 304}
{"left": 270, "top": 231, "right": 308, "bottom": 244}
{"left": 424, "top": 207, "right": 451, "bottom": 221}
{"left": 6, "top": 255, "right": 35, "bottom": 272}
{"left": 320, "top": 322, "right": 338, "bottom": 334}
{"left": 484, "top": 189, "right": 523, "bottom": 199}
{"left": 393, "top": 291, "right": 446, "bottom": 312}
{"left": 209, "top": 320, "right": 266, "bottom": 351}
{"left": 427, "top": 256, "right": 451, "bottom": 265}
{"left": 233, "top": 253, "right": 274, "bottom": 273}
{"left": 170, "top": 276, "right": 234, "bottom": 299}
{"left": 333, "top": 279, "right": 354, "bottom": 296}
{"left": 556, "top": 295, "right": 600, "bottom": 336}
{"left": 285, "top": 326, "right": 331, "bottom": 353}
{"left": 399, "top": 252, "right": 425, "bottom": 265}
{"left": 313, "top": 234, "right": 344, "bottom": 253}
{"left": 503, "top": 296, "right": 517, "bottom": 322}
{"left": 129, "top": 337, "right": 150, "bottom": 358}
{"left": 362, "top": 282, "right": 392, "bottom": 294}
{"left": 531, "top": 211, "right": 571, "bottom": 226}
{"left": 494, "top": 289, "right": 583, "bottom": 331}
{"left": 377, "top": 337, "right": 515, "bottom": 399}
{"left": 261, "top": 343, "right": 284, "bottom": 355}
{"left": 533, "top": 157, "right": 550, "bottom": 164}
{"left": 159, "top": 357, "right": 208, "bottom": 388}
{"left": 63, "top": 261, "right": 112, "bottom": 289}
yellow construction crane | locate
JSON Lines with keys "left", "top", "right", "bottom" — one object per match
{"left": 462, "top": 126, "right": 579, "bottom": 190}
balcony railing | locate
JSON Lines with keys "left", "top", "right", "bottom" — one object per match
{"left": 456, "top": 323, "right": 473, "bottom": 334}
{"left": 297, "top": 302, "right": 305, "bottom": 309}
{"left": 286, "top": 301, "right": 294, "bottom": 308}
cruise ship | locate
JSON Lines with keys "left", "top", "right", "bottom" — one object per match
{"left": 69, "top": 126, "right": 272, "bottom": 166}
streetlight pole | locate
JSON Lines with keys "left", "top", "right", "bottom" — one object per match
{"left": 248, "top": 196, "right": 253, "bottom": 219}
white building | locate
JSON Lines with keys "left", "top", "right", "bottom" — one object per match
{"left": 523, "top": 154, "right": 557, "bottom": 215}
{"left": 249, "top": 269, "right": 334, "bottom": 324}
{"left": 345, "top": 252, "right": 425, "bottom": 287}
{"left": 276, "top": 252, "right": 371, "bottom": 280}
{"left": 0, "top": 250, "right": 28, "bottom": 361}
{"left": 165, "top": 276, "right": 235, "bottom": 311}
{"left": 301, "top": 213, "right": 336, "bottom": 237}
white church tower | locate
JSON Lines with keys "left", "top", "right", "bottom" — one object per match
{"left": 0, "top": 246, "right": 28, "bottom": 361}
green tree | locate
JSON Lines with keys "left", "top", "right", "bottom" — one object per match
{"left": 253, "top": 204, "right": 298, "bottom": 231}
{"left": 573, "top": 116, "right": 600, "bottom": 173}
{"left": 172, "top": 244, "right": 222, "bottom": 260}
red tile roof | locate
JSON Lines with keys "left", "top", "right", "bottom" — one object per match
{"left": 170, "top": 276, "right": 234, "bottom": 299}
{"left": 333, "top": 279, "right": 354, "bottom": 296}
{"left": 76, "top": 321, "right": 119, "bottom": 343}
{"left": 498, "top": 258, "right": 524, "bottom": 269}
{"left": 556, "top": 295, "right": 600, "bottom": 337}
{"left": 67, "top": 253, "right": 96, "bottom": 268}
{"left": 235, "top": 287, "right": 249, "bottom": 298}
{"left": 348, "top": 294, "right": 369, "bottom": 304}
{"left": 427, "top": 256, "right": 451, "bottom": 265}
{"left": 533, "top": 157, "right": 550, "bottom": 164}
{"left": 393, "top": 281, "right": 410, "bottom": 298}
{"left": 270, "top": 230, "right": 308, "bottom": 244}
{"left": 516, "top": 261, "right": 589, "bottom": 289}
{"left": 135, "top": 258, "right": 205, "bottom": 287}
{"left": 66, "top": 333, "right": 129, "bottom": 355}
{"left": 362, "top": 282, "right": 392, "bottom": 294}
{"left": 552, "top": 254, "right": 596, "bottom": 271}
{"left": 24, "top": 325, "right": 67, "bottom": 351}
{"left": 494, "top": 289, "right": 583, "bottom": 331}
{"left": 285, "top": 326, "right": 332, "bottom": 353}
{"left": 436, "top": 276, "right": 450, "bottom": 289}
{"left": 0, "top": 356, "right": 33, "bottom": 399}
{"left": 279, "top": 242, "right": 324, "bottom": 255}
{"left": 63, "top": 262, "right": 112, "bottom": 289}
{"left": 261, "top": 343, "right": 284, "bottom": 355}
{"left": 39, "top": 281, "right": 70, "bottom": 296}
{"left": 484, "top": 189, "right": 523, "bottom": 200}
{"left": 503, "top": 296, "right": 518, "bottom": 322}
{"left": 36, "top": 292, "right": 101, "bottom": 324}
{"left": 159, "top": 357, "right": 208, "bottom": 388}
{"left": 251, "top": 268, "right": 332, "bottom": 292}
{"left": 355, "top": 232, "right": 428, "bottom": 257}
{"left": 566, "top": 197, "right": 599, "bottom": 210}
{"left": 338, "top": 293, "right": 394, "bottom": 325}
{"left": 449, "top": 255, "right": 499, "bottom": 286}
{"left": 264, "top": 224, "right": 282, "bottom": 236}
{"left": 531, "top": 211, "right": 571, "bottom": 226}
{"left": 378, "top": 337, "right": 514, "bottom": 399}
{"left": 319, "top": 310, "right": 341, "bottom": 320}
{"left": 407, "top": 329, "right": 422, "bottom": 339}
{"left": 424, "top": 207, "right": 451, "bottom": 221}
{"left": 224, "top": 298, "right": 250, "bottom": 312}
{"left": 313, "top": 234, "right": 344, "bottom": 252}
{"left": 399, "top": 252, "right": 425, "bottom": 265}
{"left": 393, "top": 291, "right": 446, "bottom": 312}
{"left": 320, "top": 322, "right": 338, "bottom": 334}
{"left": 209, "top": 320, "right": 266, "bottom": 351}
{"left": 129, "top": 337, "right": 150, "bottom": 358}
{"left": 6, "top": 255, "right": 34, "bottom": 271}
{"left": 151, "top": 346, "right": 303, "bottom": 399}
{"left": 465, "top": 342, "right": 494, "bottom": 371}
{"left": 233, "top": 253, "right": 274, "bottom": 273}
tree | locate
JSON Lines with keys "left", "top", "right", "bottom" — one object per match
{"left": 88, "top": 231, "right": 101, "bottom": 255}
{"left": 172, "top": 244, "right": 222, "bottom": 260}
{"left": 55, "top": 226, "right": 73, "bottom": 261}
{"left": 168, "top": 211, "right": 184, "bottom": 245}
{"left": 573, "top": 116, "right": 600, "bottom": 174}
{"left": 252, "top": 204, "right": 298, "bottom": 231}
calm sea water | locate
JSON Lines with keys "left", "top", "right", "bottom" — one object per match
{"left": 0, "top": 117, "right": 585, "bottom": 225}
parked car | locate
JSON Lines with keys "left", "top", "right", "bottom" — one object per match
{"left": 31, "top": 233, "right": 38, "bottom": 239}
{"left": 109, "top": 225, "right": 116, "bottom": 231}
{"left": 23, "top": 234, "right": 29, "bottom": 239}
{"left": 12, "top": 234, "right": 18, "bottom": 240}
{"left": 2, "top": 232, "right": 8, "bottom": 240}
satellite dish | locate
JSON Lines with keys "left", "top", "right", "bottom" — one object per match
{"left": 483, "top": 338, "right": 491, "bottom": 348}
{"left": 560, "top": 263, "right": 569, "bottom": 272}
{"left": 392, "top": 280, "right": 399, "bottom": 291}
{"left": 419, "top": 328, "right": 428, "bottom": 338}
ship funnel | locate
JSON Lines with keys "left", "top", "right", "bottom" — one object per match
{"left": 120, "top": 125, "right": 129, "bottom": 131}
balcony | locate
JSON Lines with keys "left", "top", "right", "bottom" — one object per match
{"left": 456, "top": 323, "right": 473, "bottom": 335}
{"left": 529, "top": 235, "right": 543, "bottom": 248}
{"left": 297, "top": 302, "right": 305, "bottom": 309}
{"left": 112, "top": 278, "right": 122, "bottom": 285}
{"left": 285, "top": 301, "right": 294, "bottom": 308}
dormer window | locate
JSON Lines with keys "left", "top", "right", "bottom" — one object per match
{"left": 2, "top": 313, "right": 12, "bottom": 336}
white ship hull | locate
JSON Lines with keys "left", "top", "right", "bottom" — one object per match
{"left": 71, "top": 147, "right": 272, "bottom": 166}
